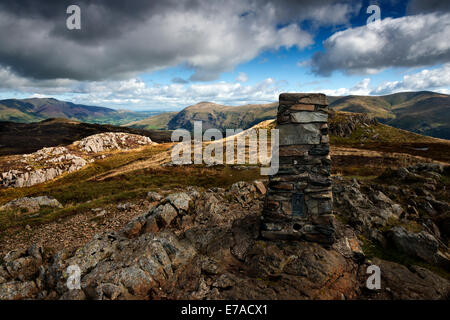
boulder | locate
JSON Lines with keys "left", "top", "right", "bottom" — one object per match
{"left": 370, "top": 258, "right": 449, "bottom": 299}
{"left": 77, "top": 132, "right": 155, "bottom": 153}
{"left": 388, "top": 227, "right": 449, "bottom": 266}
{"left": 0, "top": 196, "right": 62, "bottom": 213}
{"left": 147, "top": 191, "right": 163, "bottom": 202}
{"left": 152, "top": 203, "right": 178, "bottom": 226}
{"left": 164, "top": 193, "right": 192, "bottom": 213}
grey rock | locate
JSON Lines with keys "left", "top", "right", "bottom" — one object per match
{"left": 388, "top": 227, "right": 449, "bottom": 266}
{"left": 147, "top": 191, "right": 163, "bottom": 202}
{"left": 77, "top": 132, "right": 155, "bottom": 153}
{"left": 278, "top": 123, "right": 322, "bottom": 145}
{"left": 153, "top": 203, "right": 178, "bottom": 226}
{"left": 0, "top": 196, "right": 63, "bottom": 213}
{"left": 164, "top": 192, "right": 192, "bottom": 213}
{"left": 290, "top": 111, "right": 328, "bottom": 123}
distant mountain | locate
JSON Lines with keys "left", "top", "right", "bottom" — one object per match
{"left": 128, "top": 91, "right": 449, "bottom": 139}
{"left": 0, "top": 98, "right": 158, "bottom": 125}
{"left": 328, "top": 91, "right": 450, "bottom": 139}
{"left": 128, "top": 101, "right": 278, "bottom": 131}
{"left": 124, "top": 112, "right": 178, "bottom": 130}
{"left": 0, "top": 118, "right": 172, "bottom": 156}
{"left": 167, "top": 101, "right": 278, "bottom": 131}
{"left": 4, "top": 92, "right": 449, "bottom": 139}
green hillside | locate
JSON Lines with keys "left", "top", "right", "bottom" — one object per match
{"left": 123, "top": 112, "right": 178, "bottom": 130}
{"left": 329, "top": 91, "right": 450, "bottom": 139}
{"left": 167, "top": 101, "right": 278, "bottom": 131}
{"left": 0, "top": 98, "right": 156, "bottom": 125}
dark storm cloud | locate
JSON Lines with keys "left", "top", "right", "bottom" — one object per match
{"left": 0, "top": 0, "right": 358, "bottom": 82}
{"left": 406, "top": 0, "right": 450, "bottom": 14}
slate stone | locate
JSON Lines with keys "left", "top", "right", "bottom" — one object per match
{"left": 279, "top": 93, "right": 328, "bottom": 105}
{"left": 278, "top": 124, "right": 321, "bottom": 145}
{"left": 290, "top": 112, "right": 328, "bottom": 123}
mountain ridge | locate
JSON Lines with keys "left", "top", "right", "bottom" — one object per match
{"left": 0, "top": 98, "right": 158, "bottom": 125}
{"left": 128, "top": 91, "right": 450, "bottom": 139}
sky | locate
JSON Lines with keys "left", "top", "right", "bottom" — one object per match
{"left": 0, "top": 0, "right": 449, "bottom": 111}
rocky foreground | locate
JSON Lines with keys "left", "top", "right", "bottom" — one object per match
{"left": 0, "top": 163, "right": 448, "bottom": 300}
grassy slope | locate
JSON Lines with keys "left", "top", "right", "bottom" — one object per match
{"left": 0, "top": 144, "right": 261, "bottom": 231}
{"left": 329, "top": 95, "right": 394, "bottom": 119}
{"left": 329, "top": 91, "right": 450, "bottom": 139}
{"left": 125, "top": 112, "right": 178, "bottom": 130}
{"left": 331, "top": 120, "right": 450, "bottom": 163}
{"left": 0, "top": 98, "right": 156, "bottom": 125}
{"left": 167, "top": 102, "right": 278, "bottom": 131}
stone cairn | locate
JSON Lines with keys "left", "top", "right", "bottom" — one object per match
{"left": 261, "top": 93, "right": 335, "bottom": 244}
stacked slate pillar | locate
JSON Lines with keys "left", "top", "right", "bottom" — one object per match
{"left": 261, "top": 93, "right": 335, "bottom": 244}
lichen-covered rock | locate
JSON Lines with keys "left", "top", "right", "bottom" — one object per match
{"left": 164, "top": 192, "right": 192, "bottom": 213}
{"left": 0, "top": 196, "right": 62, "bottom": 213}
{"left": 77, "top": 132, "right": 155, "bottom": 153}
{"left": 388, "top": 227, "right": 450, "bottom": 267}
{"left": 147, "top": 191, "right": 163, "bottom": 202}
{"left": 0, "top": 281, "right": 38, "bottom": 300}
{"left": 332, "top": 178, "right": 404, "bottom": 234}
{"left": 1, "top": 147, "right": 87, "bottom": 188}
{"left": 0, "top": 133, "right": 157, "bottom": 188}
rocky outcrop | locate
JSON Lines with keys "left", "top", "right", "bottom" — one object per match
{"left": 0, "top": 133, "right": 157, "bottom": 188}
{"left": 368, "top": 258, "right": 449, "bottom": 299}
{"left": 333, "top": 163, "right": 450, "bottom": 272}
{"left": 1, "top": 147, "right": 87, "bottom": 188}
{"left": 329, "top": 112, "right": 378, "bottom": 137}
{"left": 332, "top": 178, "right": 403, "bottom": 234}
{"left": 1, "top": 179, "right": 448, "bottom": 300}
{"left": 76, "top": 132, "right": 155, "bottom": 153}
{"left": 0, "top": 196, "right": 62, "bottom": 213}
{"left": 388, "top": 227, "right": 449, "bottom": 267}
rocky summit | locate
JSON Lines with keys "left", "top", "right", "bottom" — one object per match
{"left": 0, "top": 100, "right": 449, "bottom": 300}
{"left": 0, "top": 170, "right": 449, "bottom": 300}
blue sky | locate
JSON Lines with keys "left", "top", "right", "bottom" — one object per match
{"left": 0, "top": 0, "right": 449, "bottom": 110}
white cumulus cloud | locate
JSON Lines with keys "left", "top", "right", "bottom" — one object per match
{"left": 312, "top": 12, "right": 450, "bottom": 76}
{"left": 372, "top": 64, "right": 450, "bottom": 95}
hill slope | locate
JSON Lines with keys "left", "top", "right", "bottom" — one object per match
{"left": 0, "top": 98, "right": 157, "bottom": 125}
{"left": 128, "top": 91, "right": 450, "bottom": 139}
{"left": 124, "top": 111, "right": 178, "bottom": 130}
{"left": 0, "top": 118, "right": 172, "bottom": 156}
{"left": 328, "top": 91, "right": 450, "bottom": 139}
{"left": 129, "top": 101, "right": 278, "bottom": 131}
{"left": 167, "top": 101, "right": 277, "bottom": 131}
